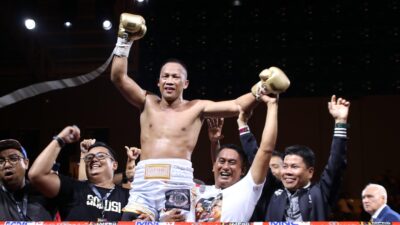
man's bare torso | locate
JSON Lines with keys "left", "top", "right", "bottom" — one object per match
{"left": 139, "top": 95, "right": 204, "bottom": 160}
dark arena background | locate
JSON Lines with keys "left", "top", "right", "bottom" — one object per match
{"left": 0, "top": 0, "right": 399, "bottom": 221}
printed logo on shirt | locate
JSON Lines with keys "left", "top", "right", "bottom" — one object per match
{"left": 86, "top": 194, "right": 122, "bottom": 213}
{"left": 195, "top": 193, "right": 222, "bottom": 222}
{"left": 274, "top": 189, "right": 284, "bottom": 196}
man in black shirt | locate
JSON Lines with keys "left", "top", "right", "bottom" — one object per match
{"left": 29, "top": 125, "right": 135, "bottom": 221}
{"left": 0, "top": 139, "right": 57, "bottom": 220}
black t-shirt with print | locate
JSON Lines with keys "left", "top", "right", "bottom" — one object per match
{"left": 57, "top": 174, "right": 129, "bottom": 221}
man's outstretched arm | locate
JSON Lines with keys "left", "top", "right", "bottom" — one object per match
{"left": 321, "top": 95, "right": 350, "bottom": 204}
{"left": 250, "top": 95, "right": 278, "bottom": 185}
{"left": 202, "top": 66, "right": 289, "bottom": 118}
{"left": 111, "top": 13, "right": 148, "bottom": 110}
{"left": 28, "top": 126, "right": 81, "bottom": 198}
{"left": 201, "top": 93, "right": 259, "bottom": 118}
{"left": 206, "top": 118, "right": 224, "bottom": 163}
{"left": 237, "top": 107, "right": 258, "bottom": 164}
{"left": 111, "top": 56, "right": 147, "bottom": 109}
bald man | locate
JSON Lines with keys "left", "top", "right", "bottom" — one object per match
{"left": 362, "top": 183, "right": 400, "bottom": 222}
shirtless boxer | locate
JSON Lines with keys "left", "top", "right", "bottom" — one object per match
{"left": 111, "top": 13, "right": 290, "bottom": 221}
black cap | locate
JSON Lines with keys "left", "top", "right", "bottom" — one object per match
{"left": 0, "top": 139, "right": 28, "bottom": 158}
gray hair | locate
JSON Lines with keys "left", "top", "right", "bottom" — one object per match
{"left": 362, "top": 183, "right": 387, "bottom": 204}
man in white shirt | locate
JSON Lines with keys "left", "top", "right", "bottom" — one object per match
{"left": 195, "top": 94, "right": 278, "bottom": 222}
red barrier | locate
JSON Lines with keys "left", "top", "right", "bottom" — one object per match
{"left": 0, "top": 222, "right": 399, "bottom": 225}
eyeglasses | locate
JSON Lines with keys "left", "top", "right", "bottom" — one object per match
{"left": 83, "top": 152, "right": 114, "bottom": 163}
{"left": 0, "top": 155, "right": 24, "bottom": 167}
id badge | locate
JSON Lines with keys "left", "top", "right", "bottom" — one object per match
{"left": 97, "top": 218, "right": 108, "bottom": 222}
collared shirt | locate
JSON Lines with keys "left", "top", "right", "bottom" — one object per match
{"left": 284, "top": 182, "right": 311, "bottom": 222}
{"left": 371, "top": 204, "right": 386, "bottom": 221}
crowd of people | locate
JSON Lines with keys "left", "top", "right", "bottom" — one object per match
{"left": 1, "top": 12, "right": 399, "bottom": 222}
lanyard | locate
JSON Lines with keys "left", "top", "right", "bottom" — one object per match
{"left": 1, "top": 185, "right": 28, "bottom": 220}
{"left": 89, "top": 184, "right": 115, "bottom": 221}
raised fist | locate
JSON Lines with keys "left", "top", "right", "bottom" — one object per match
{"left": 118, "top": 13, "right": 147, "bottom": 41}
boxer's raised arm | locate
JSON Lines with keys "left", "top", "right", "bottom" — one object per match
{"left": 202, "top": 66, "right": 289, "bottom": 117}
{"left": 111, "top": 13, "right": 147, "bottom": 110}
{"left": 202, "top": 93, "right": 258, "bottom": 118}
{"left": 111, "top": 56, "right": 147, "bottom": 109}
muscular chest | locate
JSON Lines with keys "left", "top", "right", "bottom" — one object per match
{"left": 141, "top": 105, "right": 201, "bottom": 133}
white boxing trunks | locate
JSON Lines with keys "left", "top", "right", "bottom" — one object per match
{"left": 123, "top": 158, "right": 195, "bottom": 221}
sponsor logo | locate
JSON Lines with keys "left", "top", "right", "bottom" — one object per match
{"left": 86, "top": 194, "right": 122, "bottom": 213}
{"left": 136, "top": 222, "right": 159, "bottom": 225}
{"left": 4, "top": 222, "right": 44, "bottom": 225}
{"left": 270, "top": 222, "right": 299, "bottom": 225}
{"left": 221, "top": 223, "right": 250, "bottom": 225}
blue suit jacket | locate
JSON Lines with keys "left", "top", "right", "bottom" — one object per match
{"left": 374, "top": 205, "right": 400, "bottom": 222}
{"left": 240, "top": 131, "right": 347, "bottom": 221}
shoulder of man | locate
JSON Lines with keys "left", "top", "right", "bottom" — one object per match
{"left": 384, "top": 205, "right": 400, "bottom": 217}
{"left": 115, "top": 184, "right": 130, "bottom": 195}
{"left": 143, "top": 91, "right": 160, "bottom": 103}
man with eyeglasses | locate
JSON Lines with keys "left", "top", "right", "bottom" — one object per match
{"left": 77, "top": 139, "right": 138, "bottom": 189}
{"left": 0, "top": 139, "right": 57, "bottom": 220}
{"left": 29, "top": 125, "right": 140, "bottom": 221}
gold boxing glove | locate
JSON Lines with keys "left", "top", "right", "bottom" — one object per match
{"left": 114, "top": 13, "right": 147, "bottom": 57}
{"left": 251, "top": 67, "right": 290, "bottom": 100}
{"left": 118, "top": 13, "right": 147, "bottom": 41}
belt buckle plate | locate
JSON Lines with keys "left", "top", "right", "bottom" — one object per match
{"left": 144, "top": 164, "right": 171, "bottom": 179}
